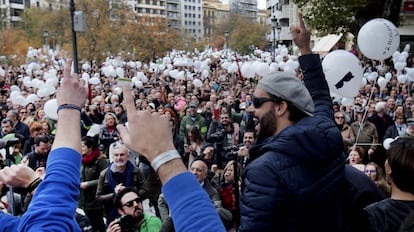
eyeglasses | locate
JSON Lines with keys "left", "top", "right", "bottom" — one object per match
{"left": 365, "top": 169, "right": 376, "bottom": 174}
{"left": 20, "top": 111, "right": 27, "bottom": 114}
{"left": 252, "top": 97, "right": 275, "bottom": 108}
{"left": 335, "top": 116, "right": 344, "bottom": 119}
{"left": 122, "top": 197, "right": 141, "bottom": 208}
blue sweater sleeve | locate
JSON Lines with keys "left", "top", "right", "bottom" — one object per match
{"left": 0, "top": 212, "right": 19, "bottom": 231}
{"left": 162, "top": 172, "right": 226, "bottom": 232}
{"left": 17, "top": 147, "right": 82, "bottom": 232}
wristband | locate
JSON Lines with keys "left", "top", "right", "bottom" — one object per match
{"left": 26, "top": 177, "right": 42, "bottom": 193}
{"left": 57, "top": 104, "right": 81, "bottom": 114}
{"left": 151, "top": 150, "right": 181, "bottom": 172}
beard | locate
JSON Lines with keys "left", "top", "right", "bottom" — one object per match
{"left": 256, "top": 107, "right": 276, "bottom": 142}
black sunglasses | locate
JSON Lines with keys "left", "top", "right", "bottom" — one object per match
{"left": 252, "top": 97, "right": 275, "bottom": 108}
{"left": 122, "top": 197, "right": 141, "bottom": 208}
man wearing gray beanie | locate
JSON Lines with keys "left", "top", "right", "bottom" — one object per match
{"left": 238, "top": 14, "right": 346, "bottom": 231}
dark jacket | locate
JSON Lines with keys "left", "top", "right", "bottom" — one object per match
{"left": 78, "top": 156, "right": 109, "bottom": 211}
{"left": 343, "top": 165, "right": 385, "bottom": 232}
{"left": 367, "top": 113, "right": 394, "bottom": 142}
{"left": 95, "top": 162, "right": 148, "bottom": 222}
{"left": 239, "top": 54, "right": 345, "bottom": 231}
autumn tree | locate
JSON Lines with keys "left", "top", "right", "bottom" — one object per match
{"left": 0, "top": 28, "right": 30, "bottom": 65}
{"left": 214, "top": 15, "right": 269, "bottom": 54}
{"left": 293, "top": 0, "right": 403, "bottom": 36}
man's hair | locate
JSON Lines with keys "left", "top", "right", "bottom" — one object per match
{"left": 387, "top": 137, "right": 414, "bottom": 194}
{"left": 7, "top": 110, "right": 19, "bottom": 121}
{"left": 113, "top": 187, "right": 140, "bottom": 209}
{"left": 34, "top": 135, "right": 50, "bottom": 146}
{"left": 243, "top": 129, "right": 256, "bottom": 139}
{"left": 268, "top": 94, "right": 308, "bottom": 122}
{"left": 1, "top": 118, "right": 14, "bottom": 127}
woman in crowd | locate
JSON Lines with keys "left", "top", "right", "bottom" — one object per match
{"left": 99, "top": 113, "right": 119, "bottom": 156}
{"left": 334, "top": 111, "right": 355, "bottom": 152}
{"left": 184, "top": 126, "right": 204, "bottom": 168}
{"left": 364, "top": 162, "right": 390, "bottom": 197}
{"left": 384, "top": 112, "right": 407, "bottom": 140}
{"left": 348, "top": 146, "right": 366, "bottom": 172}
{"left": 78, "top": 135, "right": 109, "bottom": 232}
{"left": 364, "top": 137, "right": 414, "bottom": 231}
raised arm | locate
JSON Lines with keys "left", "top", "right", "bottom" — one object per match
{"left": 292, "top": 14, "right": 334, "bottom": 120}
{"left": 117, "top": 85, "right": 225, "bottom": 231}
{"left": 16, "top": 59, "right": 87, "bottom": 231}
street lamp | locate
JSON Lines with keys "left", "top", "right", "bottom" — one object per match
{"left": 70, "top": 0, "right": 79, "bottom": 73}
{"left": 43, "top": 30, "right": 49, "bottom": 50}
{"left": 271, "top": 17, "right": 277, "bottom": 61}
{"left": 276, "top": 21, "right": 282, "bottom": 44}
{"left": 224, "top": 31, "right": 229, "bottom": 50}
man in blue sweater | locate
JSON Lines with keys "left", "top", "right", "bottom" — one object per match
{"left": 0, "top": 59, "right": 88, "bottom": 231}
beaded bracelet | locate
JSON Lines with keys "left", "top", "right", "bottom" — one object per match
{"left": 57, "top": 104, "right": 81, "bottom": 114}
{"left": 151, "top": 150, "right": 181, "bottom": 172}
{"left": 26, "top": 177, "right": 42, "bottom": 193}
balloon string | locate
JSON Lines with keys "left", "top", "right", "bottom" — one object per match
{"left": 353, "top": 77, "right": 378, "bottom": 150}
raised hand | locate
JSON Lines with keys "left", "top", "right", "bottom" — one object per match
{"left": 291, "top": 13, "right": 312, "bottom": 55}
{"left": 117, "top": 84, "right": 175, "bottom": 163}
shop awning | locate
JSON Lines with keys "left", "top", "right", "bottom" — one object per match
{"left": 312, "top": 34, "right": 343, "bottom": 53}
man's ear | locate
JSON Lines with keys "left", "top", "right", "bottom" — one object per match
{"left": 118, "top": 208, "right": 124, "bottom": 215}
{"left": 275, "top": 101, "right": 288, "bottom": 117}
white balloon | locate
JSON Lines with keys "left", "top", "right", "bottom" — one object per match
{"left": 47, "top": 86, "right": 56, "bottom": 95}
{"left": 82, "top": 63, "right": 91, "bottom": 71}
{"left": 26, "top": 94, "right": 39, "bottom": 104}
{"left": 136, "top": 61, "right": 142, "bottom": 69}
{"left": 256, "top": 62, "right": 269, "bottom": 77}
{"left": 360, "top": 77, "right": 368, "bottom": 87}
{"left": 116, "top": 67, "right": 124, "bottom": 77}
{"left": 37, "top": 88, "right": 49, "bottom": 98}
{"left": 89, "top": 77, "right": 100, "bottom": 85}
{"left": 202, "top": 70, "right": 209, "bottom": 78}
{"left": 280, "top": 47, "right": 289, "bottom": 56}
{"left": 169, "top": 70, "right": 179, "bottom": 79}
{"left": 394, "top": 62, "right": 406, "bottom": 71}
{"left": 114, "top": 87, "right": 122, "bottom": 95}
{"left": 82, "top": 72, "right": 90, "bottom": 80}
{"left": 322, "top": 50, "right": 363, "bottom": 98}
{"left": 193, "top": 79, "right": 203, "bottom": 88}
{"left": 357, "top": 18, "right": 400, "bottom": 60}
{"left": 397, "top": 74, "right": 407, "bottom": 84}
{"left": 406, "top": 67, "right": 414, "bottom": 78}
{"left": 16, "top": 95, "right": 26, "bottom": 106}
{"left": 377, "top": 77, "right": 388, "bottom": 89}
{"left": 341, "top": 98, "right": 354, "bottom": 106}
{"left": 367, "top": 73, "right": 377, "bottom": 82}
{"left": 46, "top": 78, "right": 58, "bottom": 87}
{"left": 385, "top": 72, "right": 392, "bottom": 81}
{"left": 44, "top": 99, "right": 58, "bottom": 120}
{"left": 134, "top": 80, "right": 143, "bottom": 88}
{"left": 383, "top": 138, "right": 395, "bottom": 150}
{"left": 10, "top": 85, "right": 20, "bottom": 92}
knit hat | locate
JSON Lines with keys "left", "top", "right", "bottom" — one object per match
{"left": 256, "top": 72, "right": 314, "bottom": 116}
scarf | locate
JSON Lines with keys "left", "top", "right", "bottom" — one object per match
{"left": 106, "top": 161, "right": 134, "bottom": 223}
{"left": 82, "top": 148, "right": 100, "bottom": 165}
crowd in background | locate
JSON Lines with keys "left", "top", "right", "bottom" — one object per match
{"left": 0, "top": 47, "right": 414, "bottom": 231}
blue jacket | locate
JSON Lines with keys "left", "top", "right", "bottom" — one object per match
{"left": 239, "top": 54, "right": 346, "bottom": 231}
{"left": 0, "top": 148, "right": 81, "bottom": 231}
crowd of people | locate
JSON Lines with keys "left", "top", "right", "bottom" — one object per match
{"left": 0, "top": 14, "right": 414, "bottom": 232}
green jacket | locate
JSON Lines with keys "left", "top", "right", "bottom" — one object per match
{"left": 179, "top": 114, "right": 207, "bottom": 142}
{"left": 117, "top": 213, "right": 162, "bottom": 232}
